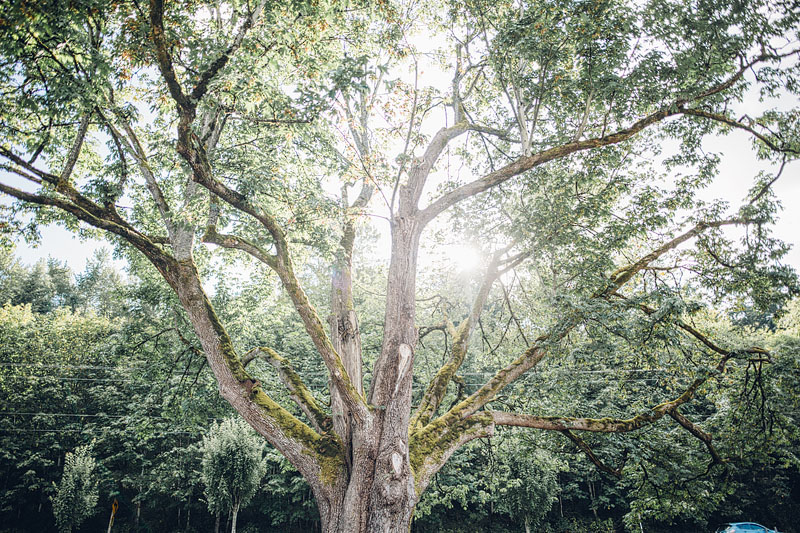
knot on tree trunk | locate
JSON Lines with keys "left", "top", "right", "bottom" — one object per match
{"left": 338, "top": 315, "right": 356, "bottom": 342}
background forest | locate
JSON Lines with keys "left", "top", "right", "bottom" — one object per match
{"left": 1, "top": 245, "right": 798, "bottom": 533}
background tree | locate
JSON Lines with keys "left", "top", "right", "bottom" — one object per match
{"left": 202, "top": 418, "right": 268, "bottom": 533}
{"left": 1, "top": 0, "right": 799, "bottom": 531}
{"left": 51, "top": 444, "right": 98, "bottom": 533}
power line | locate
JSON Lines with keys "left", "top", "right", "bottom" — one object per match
{"left": 2, "top": 375, "right": 141, "bottom": 383}
{"left": 0, "top": 362, "right": 146, "bottom": 370}
{"left": 0, "top": 428, "right": 196, "bottom": 435}
{"left": 0, "top": 412, "right": 224, "bottom": 421}
{"left": 0, "top": 362, "right": 700, "bottom": 375}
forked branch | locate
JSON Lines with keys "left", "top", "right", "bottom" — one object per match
{"left": 417, "top": 51, "right": 796, "bottom": 227}
{"left": 411, "top": 248, "right": 518, "bottom": 429}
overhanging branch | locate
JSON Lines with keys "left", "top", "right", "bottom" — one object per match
{"left": 417, "top": 51, "right": 796, "bottom": 227}
{"left": 486, "top": 342, "right": 739, "bottom": 435}
{"left": 668, "top": 408, "right": 724, "bottom": 465}
{"left": 682, "top": 108, "right": 800, "bottom": 155}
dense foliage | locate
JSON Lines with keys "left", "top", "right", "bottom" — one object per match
{"left": 0, "top": 250, "right": 798, "bottom": 532}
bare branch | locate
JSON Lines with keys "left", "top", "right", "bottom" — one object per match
{"left": 607, "top": 218, "right": 748, "bottom": 290}
{"left": 682, "top": 108, "right": 800, "bottom": 155}
{"left": 411, "top": 249, "right": 511, "bottom": 429}
{"left": 0, "top": 146, "right": 59, "bottom": 184}
{"left": 106, "top": 114, "right": 174, "bottom": 233}
{"left": 561, "top": 430, "right": 623, "bottom": 477}
{"left": 668, "top": 409, "right": 724, "bottom": 465}
{"left": 623, "top": 296, "right": 770, "bottom": 359}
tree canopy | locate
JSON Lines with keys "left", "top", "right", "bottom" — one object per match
{"left": 1, "top": 0, "right": 799, "bottom": 531}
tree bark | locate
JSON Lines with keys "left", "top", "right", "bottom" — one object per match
{"left": 231, "top": 500, "right": 240, "bottom": 533}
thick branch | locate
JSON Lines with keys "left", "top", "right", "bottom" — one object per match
{"left": 1, "top": 167, "right": 337, "bottom": 492}
{"left": 149, "top": 24, "right": 362, "bottom": 415}
{"left": 418, "top": 107, "right": 679, "bottom": 225}
{"left": 467, "top": 123, "right": 518, "bottom": 142}
{"left": 418, "top": 51, "right": 796, "bottom": 227}
{"left": 149, "top": 0, "right": 192, "bottom": 112}
{"left": 59, "top": 113, "right": 92, "bottom": 182}
{"left": 148, "top": 0, "right": 367, "bottom": 421}
{"left": 202, "top": 223, "right": 278, "bottom": 268}
{"left": 0, "top": 147, "right": 59, "bottom": 184}
{"left": 243, "top": 347, "right": 332, "bottom": 434}
{"left": 402, "top": 121, "right": 470, "bottom": 214}
{"left": 607, "top": 218, "right": 747, "bottom": 289}
{"left": 0, "top": 179, "right": 165, "bottom": 262}
{"left": 201, "top": 202, "right": 368, "bottom": 420}
{"left": 190, "top": 0, "right": 267, "bottom": 104}
{"left": 163, "top": 261, "right": 340, "bottom": 491}
{"left": 409, "top": 413, "right": 494, "bottom": 494}
{"left": 487, "top": 341, "right": 737, "bottom": 434}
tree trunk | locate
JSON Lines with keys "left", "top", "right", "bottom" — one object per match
{"left": 329, "top": 240, "right": 363, "bottom": 472}
{"left": 317, "top": 465, "right": 416, "bottom": 533}
{"left": 230, "top": 500, "right": 240, "bottom": 533}
{"left": 314, "top": 213, "right": 420, "bottom": 533}
{"left": 214, "top": 513, "right": 220, "bottom": 533}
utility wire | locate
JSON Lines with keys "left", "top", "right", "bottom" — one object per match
{"left": 0, "top": 411, "right": 224, "bottom": 420}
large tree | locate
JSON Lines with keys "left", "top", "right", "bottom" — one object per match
{"left": 1, "top": 0, "right": 799, "bottom": 531}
